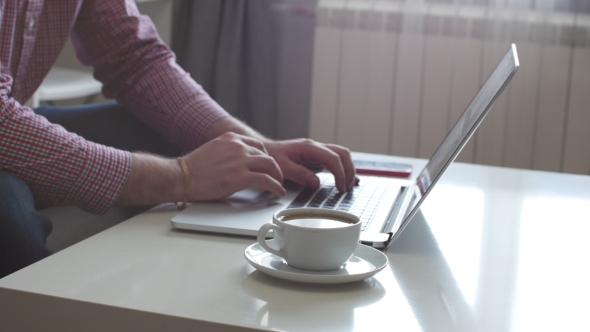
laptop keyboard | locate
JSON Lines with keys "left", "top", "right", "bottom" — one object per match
{"left": 287, "top": 181, "right": 389, "bottom": 230}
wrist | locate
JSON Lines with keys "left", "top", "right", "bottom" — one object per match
{"left": 203, "top": 117, "right": 269, "bottom": 143}
{"left": 175, "top": 157, "right": 189, "bottom": 209}
{"left": 117, "top": 153, "right": 185, "bottom": 206}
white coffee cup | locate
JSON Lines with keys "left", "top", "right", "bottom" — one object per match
{"left": 257, "top": 208, "right": 361, "bottom": 271}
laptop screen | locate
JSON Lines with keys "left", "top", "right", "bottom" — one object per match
{"left": 406, "top": 44, "right": 519, "bottom": 224}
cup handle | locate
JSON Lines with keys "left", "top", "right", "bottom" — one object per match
{"left": 257, "top": 223, "right": 282, "bottom": 257}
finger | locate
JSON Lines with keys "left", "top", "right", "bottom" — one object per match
{"left": 325, "top": 144, "right": 356, "bottom": 190}
{"left": 246, "top": 155, "right": 284, "bottom": 185}
{"left": 301, "top": 161, "right": 325, "bottom": 173}
{"left": 232, "top": 134, "right": 269, "bottom": 155}
{"left": 290, "top": 140, "right": 348, "bottom": 192}
{"left": 239, "top": 172, "right": 287, "bottom": 198}
{"left": 279, "top": 158, "right": 321, "bottom": 189}
{"left": 297, "top": 143, "right": 347, "bottom": 192}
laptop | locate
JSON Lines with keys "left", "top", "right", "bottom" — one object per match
{"left": 172, "top": 44, "right": 519, "bottom": 249}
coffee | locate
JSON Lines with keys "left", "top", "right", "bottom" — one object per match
{"left": 283, "top": 217, "right": 350, "bottom": 229}
{"left": 279, "top": 213, "right": 356, "bottom": 225}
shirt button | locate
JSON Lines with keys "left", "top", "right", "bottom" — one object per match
{"left": 29, "top": 19, "right": 35, "bottom": 29}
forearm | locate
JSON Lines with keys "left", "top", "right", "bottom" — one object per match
{"left": 202, "top": 117, "right": 270, "bottom": 144}
{"left": 116, "top": 153, "right": 183, "bottom": 206}
{"left": 2, "top": 78, "right": 131, "bottom": 213}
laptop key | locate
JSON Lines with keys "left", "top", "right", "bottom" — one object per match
{"left": 323, "top": 200, "right": 339, "bottom": 209}
{"left": 337, "top": 203, "right": 352, "bottom": 209}
{"left": 289, "top": 187, "right": 317, "bottom": 207}
{"left": 323, "top": 192, "right": 343, "bottom": 208}
{"left": 307, "top": 201, "right": 323, "bottom": 208}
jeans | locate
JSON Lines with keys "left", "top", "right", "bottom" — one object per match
{"left": 0, "top": 102, "right": 181, "bottom": 278}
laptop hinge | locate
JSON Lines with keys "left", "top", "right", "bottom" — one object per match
{"left": 360, "top": 232, "right": 393, "bottom": 249}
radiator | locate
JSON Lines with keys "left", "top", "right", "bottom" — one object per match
{"left": 308, "top": 0, "right": 590, "bottom": 175}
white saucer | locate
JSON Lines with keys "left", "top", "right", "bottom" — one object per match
{"left": 244, "top": 240, "right": 388, "bottom": 284}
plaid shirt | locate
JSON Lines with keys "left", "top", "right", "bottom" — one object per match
{"left": 0, "top": 0, "right": 229, "bottom": 213}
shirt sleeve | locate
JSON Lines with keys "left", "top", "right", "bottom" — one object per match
{"left": 71, "top": 0, "right": 230, "bottom": 152}
{"left": 0, "top": 74, "right": 131, "bottom": 214}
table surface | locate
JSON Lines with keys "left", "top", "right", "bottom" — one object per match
{"left": 2, "top": 152, "right": 590, "bottom": 331}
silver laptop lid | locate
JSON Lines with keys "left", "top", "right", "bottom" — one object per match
{"left": 392, "top": 44, "right": 519, "bottom": 242}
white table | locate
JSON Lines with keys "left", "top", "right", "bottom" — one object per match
{"left": 2, "top": 153, "right": 590, "bottom": 331}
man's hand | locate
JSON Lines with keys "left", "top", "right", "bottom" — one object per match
{"left": 117, "top": 132, "right": 286, "bottom": 206}
{"left": 203, "top": 117, "right": 357, "bottom": 193}
{"left": 183, "top": 132, "right": 286, "bottom": 201}
{"left": 264, "top": 139, "right": 357, "bottom": 192}
{"left": 117, "top": 119, "right": 357, "bottom": 207}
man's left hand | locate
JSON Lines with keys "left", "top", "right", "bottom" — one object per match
{"left": 264, "top": 139, "right": 357, "bottom": 192}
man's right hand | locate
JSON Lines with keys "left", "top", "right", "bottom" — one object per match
{"left": 182, "top": 132, "right": 286, "bottom": 201}
{"left": 116, "top": 132, "right": 285, "bottom": 206}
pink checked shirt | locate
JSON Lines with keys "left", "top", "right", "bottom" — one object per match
{"left": 0, "top": 0, "right": 229, "bottom": 213}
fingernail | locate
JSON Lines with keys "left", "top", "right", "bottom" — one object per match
{"left": 306, "top": 176, "right": 320, "bottom": 188}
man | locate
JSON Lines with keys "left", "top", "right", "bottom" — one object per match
{"left": 0, "top": 1, "right": 356, "bottom": 278}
